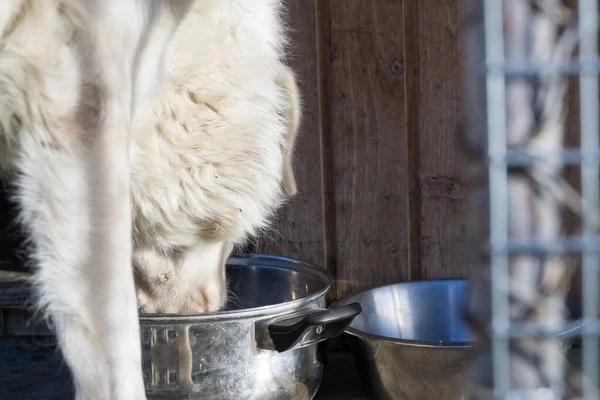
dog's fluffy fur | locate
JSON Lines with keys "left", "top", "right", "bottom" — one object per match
{"left": 131, "top": 0, "right": 300, "bottom": 314}
{"left": 0, "top": 0, "right": 300, "bottom": 399}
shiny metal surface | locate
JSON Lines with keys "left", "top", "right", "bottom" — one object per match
{"left": 335, "top": 279, "right": 580, "bottom": 400}
{"left": 139, "top": 255, "right": 334, "bottom": 400}
{"left": 334, "top": 280, "right": 474, "bottom": 400}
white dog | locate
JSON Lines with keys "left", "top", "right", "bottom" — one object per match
{"left": 0, "top": 1, "right": 300, "bottom": 399}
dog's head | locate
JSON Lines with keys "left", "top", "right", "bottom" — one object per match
{"left": 132, "top": 66, "right": 301, "bottom": 315}
{"left": 134, "top": 241, "right": 233, "bottom": 313}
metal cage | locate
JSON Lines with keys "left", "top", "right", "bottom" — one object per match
{"left": 465, "top": 0, "right": 600, "bottom": 399}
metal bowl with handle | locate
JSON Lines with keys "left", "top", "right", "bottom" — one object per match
{"left": 333, "top": 279, "right": 474, "bottom": 400}
{"left": 333, "top": 279, "right": 583, "bottom": 400}
{"left": 140, "top": 254, "right": 362, "bottom": 400}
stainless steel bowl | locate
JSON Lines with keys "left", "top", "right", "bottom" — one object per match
{"left": 334, "top": 279, "right": 583, "bottom": 400}
{"left": 334, "top": 279, "right": 473, "bottom": 400}
{"left": 140, "top": 254, "right": 361, "bottom": 400}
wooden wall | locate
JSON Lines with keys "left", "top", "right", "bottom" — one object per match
{"left": 0, "top": 0, "right": 470, "bottom": 301}
{"left": 253, "top": 0, "right": 469, "bottom": 299}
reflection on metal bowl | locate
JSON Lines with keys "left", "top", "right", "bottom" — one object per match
{"left": 139, "top": 254, "right": 361, "bottom": 400}
{"left": 334, "top": 280, "right": 474, "bottom": 400}
{"left": 334, "top": 279, "right": 583, "bottom": 400}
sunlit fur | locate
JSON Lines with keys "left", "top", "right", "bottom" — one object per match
{"left": 0, "top": 0, "right": 300, "bottom": 399}
{"left": 131, "top": 0, "right": 300, "bottom": 314}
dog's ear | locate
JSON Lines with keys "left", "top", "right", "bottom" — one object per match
{"left": 276, "top": 68, "right": 301, "bottom": 196}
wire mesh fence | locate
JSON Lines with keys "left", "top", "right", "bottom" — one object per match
{"left": 464, "top": 0, "right": 600, "bottom": 398}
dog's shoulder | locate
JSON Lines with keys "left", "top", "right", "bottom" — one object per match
{"left": 130, "top": 0, "right": 300, "bottom": 250}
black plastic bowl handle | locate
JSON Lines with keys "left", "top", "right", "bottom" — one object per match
{"left": 266, "top": 302, "right": 363, "bottom": 353}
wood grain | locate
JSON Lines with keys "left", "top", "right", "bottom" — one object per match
{"left": 414, "top": 0, "right": 469, "bottom": 279}
{"left": 0, "top": 337, "right": 74, "bottom": 400}
{"left": 321, "top": 0, "right": 410, "bottom": 298}
{"left": 0, "top": 180, "right": 28, "bottom": 274}
{"left": 403, "top": 0, "right": 423, "bottom": 282}
{"left": 315, "top": 0, "right": 338, "bottom": 300}
{"left": 253, "top": 0, "right": 326, "bottom": 269}
{"left": 4, "top": 309, "right": 50, "bottom": 336}
{"left": 0, "top": 0, "right": 482, "bottom": 303}
{"left": 0, "top": 280, "right": 32, "bottom": 309}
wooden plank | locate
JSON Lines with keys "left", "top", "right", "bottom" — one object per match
{"left": 315, "top": 0, "right": 337, "bottom": 300}
{"left": 0, "top": 336, "right": 74, "bottom": 400}
{"left": 322, "top": 0, "right": 410, "bottom": 298}
{"left": 0, "top": 280, "right": 32, "bottom": 309}
{"left": 3, "top": 309, "right": 50, "bottom": 336}
{"left": 0, "top": 179, "right": 29, "bottom": 273}
{"left": 403, "top": 0, "right": 422, "bottom": 281}
{"left": 414, "top": 0, "right": 469, "bottom": 279}
{"left": 253, "top": 0, "right": 326, "bottom": 269}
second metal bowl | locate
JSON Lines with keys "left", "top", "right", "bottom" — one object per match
{"left": 334, "top": 280, "right": 474, "bottom": 400}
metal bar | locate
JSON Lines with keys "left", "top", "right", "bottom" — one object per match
{"left": 484, "top": 0, "right": 510, "bottom": 397}
{"left": 496, "top": 148, "right": 600, "bottom": 166}
{"left": 579, "top": 0, "right": 600, "bottom": 397}
{"left": 505, "top": 387, "right": 571, "bottom": 398}
{"left": 487, "top": 235, "right": 600, "bottom": 254}
{"left": 486, "top": 59, "right": 600, "bottom": 76}
{"left": 492, "top": 320, "right": 599, "bottom": 339}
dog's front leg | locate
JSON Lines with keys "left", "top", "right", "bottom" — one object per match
{"left": 14, "top": 66, "right": 145, "bottom": 400}
{"left": 66, "top": 2, "right": 195, "bottom": 397}
{"left": 89, "top": 112, "right": 145, "bottom": 400}
{"left": 4, "top": 2, "right": 195, "bottom": 398}
{"left": 13, "top": 127, "right": 141, "bottom": 400}
{"left": 86, "top": 87, "right": 144, "bottom": 400}
{"left": 75, "top": 12, "right": 147, "bottom": 400}
{"left": 13, "top": 10, "right": 146, "bottom": 400}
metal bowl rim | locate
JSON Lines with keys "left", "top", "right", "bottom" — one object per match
{"left": 332, "top": 279, "right": 475, "bottom": 348}
{"left": 139, "top": 254, "right": 332, "bottom": 324}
